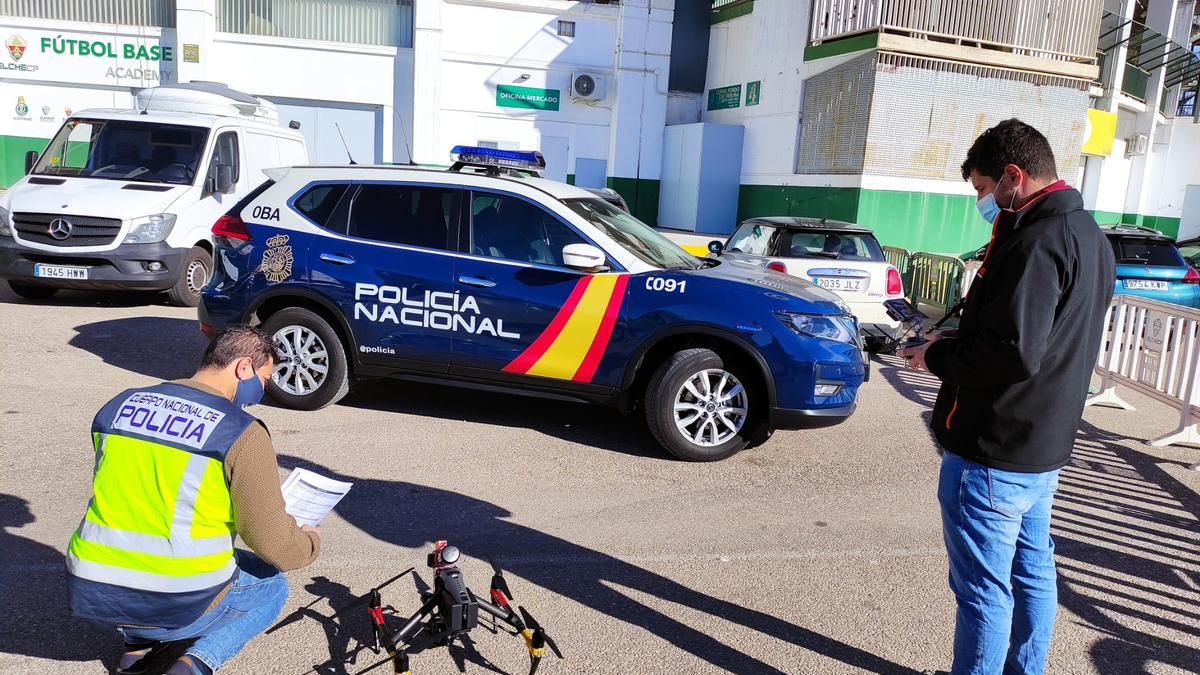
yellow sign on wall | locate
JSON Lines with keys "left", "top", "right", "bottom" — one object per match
{"left": 1082, "top": 108, "right": 1118, "bottom": 157}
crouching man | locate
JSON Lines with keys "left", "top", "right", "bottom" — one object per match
{"left": 66, "top": 326, "right": 321, "bottom": 674}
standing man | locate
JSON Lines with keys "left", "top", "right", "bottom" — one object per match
{"left": 901, "top": 119, "right": 1115, "bottom": 674}
{"left": 66, "top": 326, "right": 322, "bottom": 675}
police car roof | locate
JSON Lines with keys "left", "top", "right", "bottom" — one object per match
{"left": 742, "top": 216, "right": 874, "bottom": 234}
{"left": 285, "top": 164, "right": 602, "bottom": 201}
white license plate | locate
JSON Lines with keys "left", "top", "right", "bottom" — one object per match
{"left": 34, "top": 264, "right": 88, "bottom": 280}
{"left": 1124, "top": 279, "right": 1168, "bottom": 291}
{"left": 814, "top": 277, "right": 865, "bottom": 292}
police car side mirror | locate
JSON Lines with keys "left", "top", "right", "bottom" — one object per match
{"left": 563, "top": 243, "right": 608, "bottom": 271}
{"left": 24, "top": 150, "right": 38, "bottom": 174}
{"left": 708, "top": 240, "right": 724, "bottom": 254}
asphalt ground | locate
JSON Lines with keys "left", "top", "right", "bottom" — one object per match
{"left": 1, "top": 286, "right": 1197, "bottom": 675}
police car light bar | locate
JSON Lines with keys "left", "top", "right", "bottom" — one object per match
{"left": 450, "top": 145, "right": 546, "bottom": 171}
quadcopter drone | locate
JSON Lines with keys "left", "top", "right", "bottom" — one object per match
{"left": 286, "top": 541, "right": 564, "bottom": 675}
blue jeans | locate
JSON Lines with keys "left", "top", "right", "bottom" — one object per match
{"left": 119, "top": 550, "right": 289, "bottom": 671}
{"left": 938, "top": 452, "right": 1060, "bottom": 675}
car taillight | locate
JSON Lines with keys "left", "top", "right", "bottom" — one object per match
{"left": 1184, "top": 267, "right": 1200, "bottom": 284}
{"left": 886, "top": 266, "right": 903, "bottom": 296}
{"left": 212, "top": 214, "right": 250, "bottom": 241}
{"left": 767, "top": 261, "right": 788, "bottom": 273}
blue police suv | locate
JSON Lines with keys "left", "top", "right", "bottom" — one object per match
{"left": 199, "top": 148, "right": 865, "bottom": 461}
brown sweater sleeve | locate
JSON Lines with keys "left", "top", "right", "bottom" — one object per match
{"left": 224, "top": 422, "right": 320, "bottom": 571}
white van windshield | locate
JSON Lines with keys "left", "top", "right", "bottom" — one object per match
{"left": 33, "top": 118, "right": 209, "bottom": 185}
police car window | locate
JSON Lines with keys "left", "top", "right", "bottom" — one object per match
{"left": 782, "top": 231, "right": 884, "bottom": 262}
{"left": 346, "top": 185, "right": 454, "bottom": 250}
{"left": 294, "top": 184, "right": 350, "bottom": 230}
{"left": 471, "top": 193, "right": 586, "bottom": 267}
{"left": 726, "top": 223, "right": 776, "bottom": 256}
{"left": 563, "top": 198, "right": 699, "bottom": 270}
{"left": 208, "top": 132, "right": 239, "bottom": 184}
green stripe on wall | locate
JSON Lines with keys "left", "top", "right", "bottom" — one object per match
{"left": 607, "top": 177, "right": 661, "bottom": 227}
{"left": 803, "top": 32, "right": 879, "bottom": 61}
{"left": 1, "top": 134, "right": 49, "bottom": 188}
{"left": 736, "top": 184, "right": 989, "bottom": 255}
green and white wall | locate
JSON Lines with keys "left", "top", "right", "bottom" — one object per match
{"left": 701, "top": 1, "right": 1099, "bottom": 256}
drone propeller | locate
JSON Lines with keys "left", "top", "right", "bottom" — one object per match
{"left": 519, "top": 606, "right": 563, "bottom": 660}
{"left": 327, "top": 568, "right": 415, "bottom": 620}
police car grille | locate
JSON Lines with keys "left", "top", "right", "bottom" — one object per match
{"left": 13, "top": 213, "right": 123, "bottom": 247}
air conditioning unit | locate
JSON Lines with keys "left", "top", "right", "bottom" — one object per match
{"left": 569, "top": 72, "right": 606, "bottom": 102}
{"left": 1125, "top": 133, "right": 1149, "bottom": 156}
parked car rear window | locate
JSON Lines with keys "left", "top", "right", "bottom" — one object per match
{"left": 1109, "top": 237, "right": 1186, "bottom": 267}
{"left": 725, "top": 223, "right": 778, "bottom": 256}
{"left": 781, "top": 230, "right": 885, "bottom": 262}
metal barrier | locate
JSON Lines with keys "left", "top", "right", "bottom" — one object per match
{"left": 1087, "top": 295, "right": 1200, "bottom": 466}
{"left": 908, "top": 253, "right": 964, "bottom": 316}
{"left": 808, "top": 0, "right": 1104, "bottom": 64}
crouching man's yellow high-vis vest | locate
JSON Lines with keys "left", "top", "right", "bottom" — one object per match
{"left": 66, "top": 382, "right": 258, "bottom": 628}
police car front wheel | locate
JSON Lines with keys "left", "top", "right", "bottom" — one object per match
{"left": 261, "top": 307, "right": 350, "bottom": 410}
{"left": 644, "top": 348, "right": 759, "bottom": 461}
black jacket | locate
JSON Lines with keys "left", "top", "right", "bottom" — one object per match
{"left": 924, "top": 184, "right": 1115, "bottom": 473}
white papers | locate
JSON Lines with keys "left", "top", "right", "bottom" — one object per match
{"left": 280, "top": 468, "right": 352, "bottom": 527}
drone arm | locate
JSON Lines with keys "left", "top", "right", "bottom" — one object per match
{"left": 388, "top": 596, "right": 439, "bottom": 648}
{"left": 475, "top": 595, "right": 524, "bottom": 632}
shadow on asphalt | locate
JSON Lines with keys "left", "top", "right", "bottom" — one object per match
{"left": 0, "top": 494, "right": 118, "bottom": 671}
{"left": 69, "top": 317, "right": 207, "bottom": 382}
{"left": 1052, "top": 421, "right": 1200, "bottom": 674}
{"left": 0, "top": 287, "right": 169, "bottom": 308}
{"left": 338, "top": 379, "right": 663, "bottom": 460}
{"left": 277, "top": 454, "right": 921, "bottom": 675}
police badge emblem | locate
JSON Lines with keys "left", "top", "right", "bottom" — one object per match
{"left": 261, "top": 234, "right": 294, "bottom": 283}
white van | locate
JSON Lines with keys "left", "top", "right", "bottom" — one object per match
{"left": 0, "top": 82, "right": 308, "bottom": 306}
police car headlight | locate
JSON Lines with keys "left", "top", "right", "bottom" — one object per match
{"left": 124, "top": 213, "right": 176, "bottom": 244}
{"left": 776, "top": 311, "right": 857, "bottom": 343}
{"left": 0, "top": 206, "right": 11, "bottom": 237}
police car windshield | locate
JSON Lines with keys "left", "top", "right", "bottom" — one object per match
{"left": 564, "top": 198, "right": 701, "bottom": 270}
{"left": 33, "top": 118, "right": 209, "bottom": 186}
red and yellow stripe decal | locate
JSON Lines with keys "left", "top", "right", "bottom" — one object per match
{"left": 503, "top": 274, "right": 629, "bottom": 382}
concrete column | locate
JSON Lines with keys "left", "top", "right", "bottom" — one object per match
{"left": 1123, "top": 0, "right": 1181, "bottom": 221}
{"left": 174, "top": 0, "right": 215, "bottom": 84}
{"left": 606, "top": 0, "right": 673, "bottom": 225}
{"left": 411, "top": 0, "right": 442, "bottom": 165}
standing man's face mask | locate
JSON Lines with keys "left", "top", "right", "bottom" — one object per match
{"left": 976, "top": 173, "right": 1011, "bottom": 224}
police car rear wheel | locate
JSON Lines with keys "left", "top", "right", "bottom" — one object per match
{"left": 7, "top": 281, "right": 58, "bottom": 300}
{"left": 166, "top": 246, "right": 211, "bottom": 307}
{"left": 645, "top": 348, "right": 756, "bottom": 461}
{"left": 261, "top": 307, "right": 350, "bottom": 410}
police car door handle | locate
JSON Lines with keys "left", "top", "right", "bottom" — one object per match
{"left": 319, "top": 253, "right": 355, "bottom": 265}
{"left": 458, "top": 275, "right": 496, "bottom": 288}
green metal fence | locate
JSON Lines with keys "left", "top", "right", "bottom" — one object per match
{"left": 909, "top": 253, "right": 966, "bottom": 317}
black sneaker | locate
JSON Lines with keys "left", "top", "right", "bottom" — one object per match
{"left": 115, "top": 642, "right": 168, "bottom": 675}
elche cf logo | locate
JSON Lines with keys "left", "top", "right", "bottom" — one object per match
{"left": 6, "top": 35, "right": 26, "bottom": 62}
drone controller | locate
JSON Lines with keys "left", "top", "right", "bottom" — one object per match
{"left": 314, "top": 540, "right": 564, "bottom": 675}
